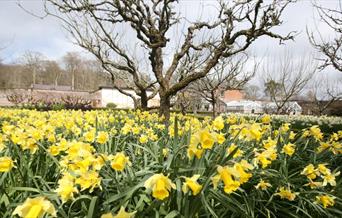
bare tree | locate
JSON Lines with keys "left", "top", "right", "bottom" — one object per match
{"left": 192, "top": 54, "right": 255, "bottom": 117}
{"left": 45, "top": 0, "right": 295, "bottom": 119}
{"left": 307, "top": 74, "right": 342, "bottom": 115}
{"left": 263, "top": 52, "right": 316, "bottom": 114}
{"left": 41, "top": 60, "right": 63, "bottom": 87}
{"left": 244, "top": 84, "right": 261, "bottom": 100}
{"left": 173, "top": 89, "right": 202, "bottom": 115}
{"left": 21, "top": 51, "right": 45, "bottom": 88}
{"left": 308, "top": 1, "right": 342, "bottom": 72}
{"left": 62, "top": 52, "right": 83, "bottom": 90}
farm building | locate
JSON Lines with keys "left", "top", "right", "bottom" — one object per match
{"left": 264, "top": 102, "right": 303, "bottom": 115}
{"left": 92, "top": 86, "right": 160, "bottom": 108}
{"left": 225, "top": 100, "right": 263, "bottom": 114}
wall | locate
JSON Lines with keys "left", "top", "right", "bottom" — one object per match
{"left": 222, "top": 90, "right": 244, "bottom": 102}
{"left": 99, "top": 88, "right": 160, "bottom": 108}
{"left": 100, "top": 89, "right": 135, "bottom": 108}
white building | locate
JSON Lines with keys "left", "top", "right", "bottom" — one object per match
{"left": 225, "top": 100, "right": 263, "bottom": 114}
{"left": 264, "top": 101, "right": 302, "bottom": 115}
{"left": 93, "top": 86, "right": 160, "bottom": 108}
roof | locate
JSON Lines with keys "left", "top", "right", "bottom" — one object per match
{"left": 31, "top": 84, "right": 72, "bottom": 91}
{"left": 225, "top": 100, "right": 263, "bottom": 109}
{"left": 97, "top": 86, "right": 155, "bottom": 92}
{"left": 265, "top": 101, "right": 302, "bottom": 111}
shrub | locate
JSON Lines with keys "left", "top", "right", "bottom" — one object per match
{"left": 106, "top": 102, "right": 117, "bottom": 109}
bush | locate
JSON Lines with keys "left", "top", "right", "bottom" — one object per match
{"left": 106, "top": 102, "right": 117, "bottom": 109}
{"left": 51, "top": 103, "right": 66, "bottom": 111}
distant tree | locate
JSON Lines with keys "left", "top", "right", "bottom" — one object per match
{"left": 308, "top": 2, "right": 342, "bottom": 72}
{"left": 173, "top": 89, "right": 202, "bottom": 115}
{"left": 307, "top": 74, "right": 342, "bottom": 115}
{"left": 62, "top": 52, "right": 82, "bottom": 90}
{"left": 21, "top": 51, "right": 45, "bottom": 87}
{"left": 264, "top": 79, "right": 283, "bottom": 101}
{"left": 46, "top": 0, "right": 295, "bottom": 120}
{"left": 192, "top": 55, "right": 255, "bottom": 117}
{"left": 41, "top": 60, "right": 63, "bottom": 87}
{"left": 263, "top": 52, "right": 316, "bottom": 114}
{"left": 244, "top": 84, "right": 261, "bottom": 100}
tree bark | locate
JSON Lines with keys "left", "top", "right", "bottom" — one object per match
{"left": 211, "top": 91, "right": 216, "bottom": 118}
{"left": 159, "top": 93, "right": 171, "bottom": 121}
{"left": 140, "top": 90, "right": 148, "bottom": 110}
{"left": 32, "top": 68, "right": 36, "bottom": 87}
{"left": 72, "top": 69, "right": 75, "bottom": 90}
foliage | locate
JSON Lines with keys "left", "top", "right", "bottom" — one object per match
{"left": 106, "top": 103, "right": 117, "bottom": 109}
{"left": 0, "top": 109, "right": 341, "bottom": 218}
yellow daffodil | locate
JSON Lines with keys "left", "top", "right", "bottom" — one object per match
{"left": 97, "top": 131, "right": 109, "bottom": 144}
{"left": 75, "top": 171, "right": 102, "bottom": 192}
{"left": 310, "top": 126, "right": 323, "bottom": 141}
{"left": 139, "top": 135, "right": 148, "bottom": 144}
{"left": 0, "top": 139, "right": 5, "bottom": 151}
{"left": 262, "top": 137, "right": 277, "bottom": 149}
{"left": 199, "top": 129, "right": 215, "bottom": 149}
{"left": 282, "top": 143, "right": 296, "bottom": 156}
{"left": 234, "top": 161, "right": 253, "bottom": 184}
{"left": 304, "top": 179, "right": 322, "bottom": 189}
{"left": 12, "top": 197, "right": 56, "bottom": 218}
{"left": 162, "top": 148, "right": 169, "bottom": 158}
{"left": 275, "top": 187, "right": 297, "bottom": 201}
{"left": 101, "top": 206, "right": 136, "bottom": 218}
{"left": 215, "top": 133, "right": 225, "bottom": 144}
{"left": 0, "top": 156, "right": 15, "bottom": 172}
{"left": 317, "top": 142, "right": 330, "bottom": 153}
{"left": 213, "top": 116, "right": 225, "bottom": 131}
{"left": 47, "top": 145, "right": 61, "bottom": 156}
{"left": 216, "top": 166, "right": 241, "bottom": 194}
{"left": 289, "top": 131, "right": 296, "bottom": 140}
{"left": 315, "top": 195, "right": 335, "bottom": 208}
{"left": 182, "top": 175, "right": 202, "bottom": 196}
{"left": 254, "top": 147, "right": 277, "bottom": 168}
{"left": 226, "top": 115, "right": 237, "bottom": 124}
{"left": 248, "top": 124, "right": 262, "bottom": 141}
{"left": 56, "top": 174, "right": 78, "bottom": 202}
{"left": 261, "top": 115, "right": 271, "bottom": 124}
{"left": 280, "top": 123, "right": 290, "bottom": 134}
{"left": 322, "top": 171, "right": 340, "bottom": 186}
{"left": 110, "top": 152, "right": 131, "bottom": 171}
{"left": 301, "top": 164, "right": 319, "bottom": 180}
{"left": 255, "top": 179, "right": 272, "bottom": 190}
{"left": 317, "top": 164, "right": 331, "bottom": 175}
{"left": 226, "top": 143, "right": 244, "bottom": 158}
{"left": 144, "top": 173, "right": 176, "bottom": 200}
{"left": 187, "top": 143, "right": 204, "bottom": 159}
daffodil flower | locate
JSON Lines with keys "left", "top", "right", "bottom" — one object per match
{"left": 12, "top": 197, "right": 56, "bottom": 218}
{"left": 101, "top": 206, "right": 136, "bottom": 218}
{"left": 182, "top": 175, "right": 202, "bottom": 196}
{"left": 144, "top": 173, "right": 176, "bottom": 200}
{"left": 275, "top": 187, "right": 297, "bottom": 201}
{"left": 110, "top": 152, "right": 131, "bottom": 171}
{"left": 0, "top": 156, "right": 15, "bottom": 172}
{"left": 315, "top": 195, "right": 336, "bottom": 208}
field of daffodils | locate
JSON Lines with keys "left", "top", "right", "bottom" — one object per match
{"left": 0, "top": 108, "right": 341, "bottom": 217}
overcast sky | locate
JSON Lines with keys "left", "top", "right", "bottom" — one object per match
{"left": 0, "top": 0, "right": 341, "bottom": 83}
